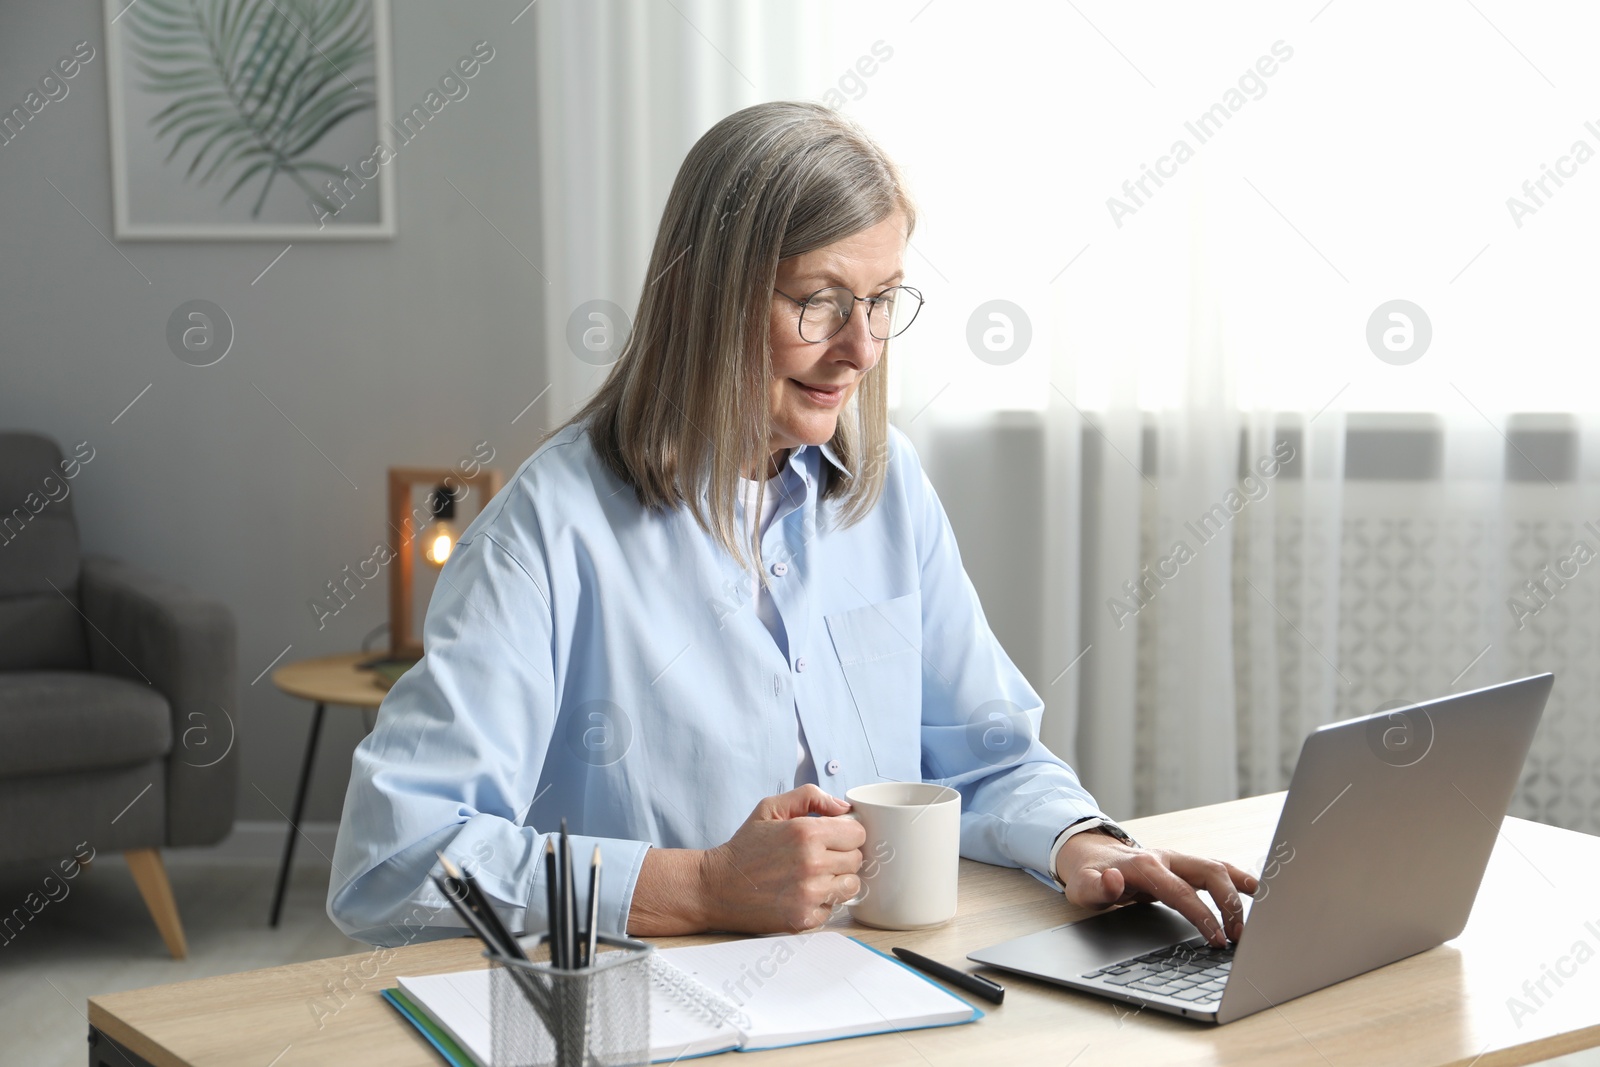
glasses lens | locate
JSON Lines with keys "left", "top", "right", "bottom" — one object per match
{"left": 870, "top": 286, "right": 922, "bottom": 339}
{"left": 798, "top": 287, "right": 852, "bottom": 342}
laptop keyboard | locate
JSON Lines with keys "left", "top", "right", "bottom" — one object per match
{"left": 1080, "top": 936, "right": 1234, "bottom": 1004}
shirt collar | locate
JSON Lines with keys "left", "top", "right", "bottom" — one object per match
{"left": 707, "top": 440, "right": 852, "bottom": 504}
{"left": 800, "top": 440, "right": 851, "bottom": 480}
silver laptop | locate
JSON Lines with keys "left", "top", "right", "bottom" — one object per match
{"left": 968, "top": 673, "right": 1553, "bottom": 1024}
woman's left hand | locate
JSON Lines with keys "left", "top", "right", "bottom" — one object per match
{"left": 1054, "top": 831, "right": 1258, "bottom": 946}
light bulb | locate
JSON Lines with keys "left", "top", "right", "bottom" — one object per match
{"left": 421, "top": 519, "right": 456, "bottom": 567}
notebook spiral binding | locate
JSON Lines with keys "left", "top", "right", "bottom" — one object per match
{"left": 647, "top": 954, "right": 754, "bottom": 1031}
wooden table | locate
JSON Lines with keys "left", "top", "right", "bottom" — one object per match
{"left": 87, "top": 792, "right": 1600, "bottom": 1066}
{"left": 267, "top": 652, "right": 390, "bottom": 927}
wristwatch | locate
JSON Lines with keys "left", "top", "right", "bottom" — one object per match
{"left": 1048, "top": 816, "right": 1142, "bottom": 889}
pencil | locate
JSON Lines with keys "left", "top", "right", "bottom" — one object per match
{"left": 560, "top": 818, "right": 577, "bottom": 972}
{"left": 432, "top": 863, "right": 553, "bottom": 1029}
{"left": 438, "top": 853, "right": 524, "bottom": 960}
{"left": 585, "top": 845, "right": 601, "bottom": 969}
{"left": 544, "top": 836, "right": 561, "bottom": 968}
{"left": 431, "top": 869, "right": 500, "bottom": 952}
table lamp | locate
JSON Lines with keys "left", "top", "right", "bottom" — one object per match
{"left": 386, "top": 464, "right": 502, "bottom": 658}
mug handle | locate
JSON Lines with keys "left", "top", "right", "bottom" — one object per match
{"left": 837, "top": 810, "right": 865, "bottom": 908}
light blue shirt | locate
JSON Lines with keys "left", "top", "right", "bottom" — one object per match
{"left": 327, "top": 421, "right": 1108, "bottom": 945}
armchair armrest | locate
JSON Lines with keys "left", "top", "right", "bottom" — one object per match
{"left": 79, "top": 555, "right": 238, "bottom": 847}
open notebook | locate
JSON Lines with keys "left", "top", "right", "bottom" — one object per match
{"left": 385, "top": 931, "right": 980, "bottom": 1065}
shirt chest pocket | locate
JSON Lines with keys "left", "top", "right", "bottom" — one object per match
{"left": 824, "top": 592, "right": 923, "bottom": 783}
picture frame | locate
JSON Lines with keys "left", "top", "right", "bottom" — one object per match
{"left": 103, "top": 0, "right": 396, "bottom": 240}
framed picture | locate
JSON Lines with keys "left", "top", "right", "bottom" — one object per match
{"left": 104, "top": 0, "right": 395, "bottom": 240}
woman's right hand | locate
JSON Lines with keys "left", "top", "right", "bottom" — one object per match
{"left": 627, "top": 784, "right": 865, "bottom": 936}
{"left": 697, "top": 784, "right": 867, "bottom": 933}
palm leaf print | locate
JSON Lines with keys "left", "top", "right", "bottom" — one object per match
{"left": 124, "top": 0, "right": 376, "bottom": 218}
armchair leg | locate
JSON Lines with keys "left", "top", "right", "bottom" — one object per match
{"left": 124, "top": 849, "right": 188, "bottom": 960}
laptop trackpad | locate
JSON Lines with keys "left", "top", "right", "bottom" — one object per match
{"left": 969, "top": 903, "right": 1203, "bottom": 979}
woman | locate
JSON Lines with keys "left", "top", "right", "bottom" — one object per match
{"left": 328, "top": 101, "right": 1254, "bottom": 948}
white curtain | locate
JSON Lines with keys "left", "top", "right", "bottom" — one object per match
{"left": 532, "top": 1, "right": 1600, "bottom": 833}
{"left": 850, "top": 9, "right": 1350, "bottom": 818}
{"left": 853, "top": 1, "right": 1600, "bottom": 830}
{"left": 884, "top": 145, "right": 1348, "bottom": 819}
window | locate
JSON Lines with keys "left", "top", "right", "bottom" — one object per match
{"left": 840, "top": 0, "right": 1600, "bottom": 414}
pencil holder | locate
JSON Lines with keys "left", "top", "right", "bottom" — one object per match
{"left": 486, "top": 933, "right": 653, "bottom": 1067}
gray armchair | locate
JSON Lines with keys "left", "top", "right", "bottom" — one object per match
{"left": 0, "top": 432, "right": 237, "bottom": 958}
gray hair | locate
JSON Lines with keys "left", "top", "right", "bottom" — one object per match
{"left": 551, "top": 100, "right": 918, "bottom": 574}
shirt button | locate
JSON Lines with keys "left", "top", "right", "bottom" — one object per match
{"left": 771, "top": 561, "right": 789, "bottom": 577}
{"left": 825, "top": 759, "right": 841, "bottom": 775}
{"left": 794, "top": 657, "right": 807, "bottom": 672}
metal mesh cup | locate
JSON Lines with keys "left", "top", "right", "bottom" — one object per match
{"left": 487, "top": 933, "right": 653, "bottom": 1067}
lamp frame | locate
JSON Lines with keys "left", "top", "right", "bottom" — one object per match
{"left": 386, "top": 465, "right": 503, "bottom": 659}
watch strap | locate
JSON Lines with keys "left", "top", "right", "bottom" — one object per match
{"left": 1047, "top": 816, "right": 1142, "bottom": 889}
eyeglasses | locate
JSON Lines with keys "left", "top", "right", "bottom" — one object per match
{"left": 773, "top": 284, "right": 924, "bottom": 343}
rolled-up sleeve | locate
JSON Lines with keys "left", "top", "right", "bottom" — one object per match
{"left": 904, "top": 439, "right": 1109, "bottom": 890}
{"left": 326, "top": 527, "right": 650, "bottom": 946}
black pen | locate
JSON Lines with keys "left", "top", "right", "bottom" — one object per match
{"left": 892, "top": 947, "right": 1006, "bottom": 1005}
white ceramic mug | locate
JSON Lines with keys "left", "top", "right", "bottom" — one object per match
{"left": 839, "top": 781, "right": 961, "bottom": 930}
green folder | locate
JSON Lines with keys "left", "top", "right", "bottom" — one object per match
{"left": 382, "top": 987, "right": 480, "bottom": 1067}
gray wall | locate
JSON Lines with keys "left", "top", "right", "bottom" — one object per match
{"left": 0, "top": 2, "right": 550, "bottom": 824}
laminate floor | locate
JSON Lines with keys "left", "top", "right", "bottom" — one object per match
{"left": 0, "top": 853, "right": 362, "bottom": 1067}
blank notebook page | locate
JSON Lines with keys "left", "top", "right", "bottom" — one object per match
{"left": 658, "top": 931, "right": 975, "bottom": 1050}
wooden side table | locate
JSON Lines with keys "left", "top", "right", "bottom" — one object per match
{"left": 267, "top": 652, "right": 389, "bottom": 927}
